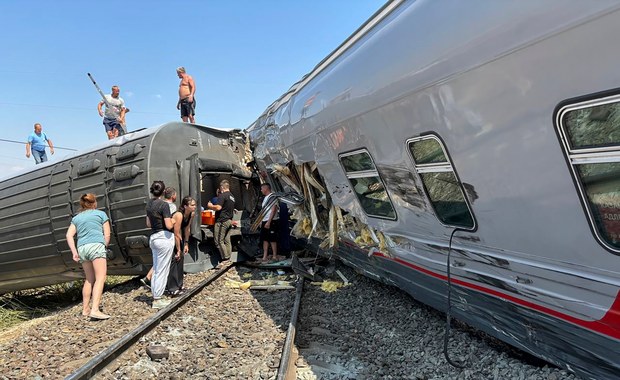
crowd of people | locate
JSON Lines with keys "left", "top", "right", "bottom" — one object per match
{"left": 66, "top": 176, "right": 278, "bottom": 317}
{"left": 25, "top": 66, "right": 197, "bottom": 164}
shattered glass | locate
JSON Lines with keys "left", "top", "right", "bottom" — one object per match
{"left": 577, "top": 162, "right": 620, "bottom": 249}
{"left": 349, "top": 177, "right": 396, "bottom": 219}
{"left": 410, "top": 138, "right": 448, "bottom": 164}
{"left": 341, "top": 152, "right": 376, "bottom": 172}
{"left": 420, "top": 172, "right": 473, "bottom": 228}
{"left": 563, "top": 102, "right": 620, "bottom": 149}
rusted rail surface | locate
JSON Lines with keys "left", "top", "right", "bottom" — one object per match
{"left": 277, "top": 277, "right": 305, "bottom": 380}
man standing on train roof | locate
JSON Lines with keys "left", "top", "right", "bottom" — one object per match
{"left": 176, "top": 66, "right": 196, "bottom": 123}
{"left": 97, "top": 85, "right": 126, "bottom": 140}
{"left": 26, "top": 123, "right": 54, "bottom": 164}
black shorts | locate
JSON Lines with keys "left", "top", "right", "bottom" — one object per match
{"left": 180, "top": 97, "right": 196, "bottom": 118}
{"left": 260, "top": 220, "right": 279, "bottom": 242}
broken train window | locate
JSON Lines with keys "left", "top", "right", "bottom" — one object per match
{"left": 557, "top": 94, "right": 620, "bottom": 252}
{"left": 339, "top": 150, "right": 396, "bottom": 220}
{"left": 408, "top": 135, "right": 475, "bottom": 229}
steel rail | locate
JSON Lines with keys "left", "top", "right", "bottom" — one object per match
{"left": 276, "top": 276, "right": 305, "bottom": 380}
{"left": 65, "top": 263, "right": 235, "bottom": 380}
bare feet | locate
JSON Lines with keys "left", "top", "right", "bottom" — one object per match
{"left": 89, "top": 312, "right": 111, "bottom": 320}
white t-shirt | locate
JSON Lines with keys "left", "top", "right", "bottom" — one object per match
{"left": 261, "top": 193, "right": 279, "bottom": 222}
{"left": 167, "top": 201, "right": 177, "bottom": 214}
{"left": 103, "top": 94, "right": 125, "bottom": 119}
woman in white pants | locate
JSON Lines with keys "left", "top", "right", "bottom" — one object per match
{"left": 145, "top": 180, "right": 175, "bottom": 309}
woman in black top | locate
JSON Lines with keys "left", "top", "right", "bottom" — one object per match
{"left": 145, "top": 180, "right": 175, "bottom": 309}
{"left": 167, "top": 196, "right": 196, "bottom": 295}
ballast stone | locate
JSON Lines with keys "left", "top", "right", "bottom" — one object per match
{"left": 146, "top": 345, "right": 169, "bottom": 360}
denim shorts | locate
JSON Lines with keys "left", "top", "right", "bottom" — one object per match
{"left": 78, "top": 242, "right": 107, "bottom": 263}
{"left": 103, "top": 117, "right": 122, "bottom": 132}
{"left": 31, "top": 149, "right": 47, "bottom": 164}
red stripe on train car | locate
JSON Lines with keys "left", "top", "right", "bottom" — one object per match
{"left": 362, "top": 249, "right": 620, "bottom": 340}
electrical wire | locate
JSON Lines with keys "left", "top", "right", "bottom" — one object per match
{"left": 0, "top": 102, "right": 176, "bottom": 115}
{"left": 0, "top": 154, "right": 31, "bottom": 162}
{"left": 0, "top": 138, "right": 77, "bottom": 151}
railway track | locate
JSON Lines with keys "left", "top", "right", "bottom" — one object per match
{"left": 0, "top": 260, "right": 579, "bottom": 379}
{"left": 63, "top": 263, "right": 304, "bottom": 379}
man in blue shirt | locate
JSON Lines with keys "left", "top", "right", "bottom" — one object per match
{"left": 26, "top": 123, "right": 54, "bottom": 164}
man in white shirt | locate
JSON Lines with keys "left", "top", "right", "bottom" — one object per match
{"left": 97, "top": 85, "right": 126, "bottom": 140}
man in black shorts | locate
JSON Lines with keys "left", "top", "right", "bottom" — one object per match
{"left": 260, "top": 183, "right": 281, "bottom": 262}
{"left": 176, "top": 67, "right": 196, "bottom": 123}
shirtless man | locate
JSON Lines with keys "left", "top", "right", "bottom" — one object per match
{"left": 176, "top": 67, "right": 196, "bottom": 123}
{"left": 97, "top": 85, "right": 127, "bottom": 139}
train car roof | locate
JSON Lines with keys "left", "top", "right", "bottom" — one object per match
{"left": 1, "top": 122, "right": 235, "bottom": 182}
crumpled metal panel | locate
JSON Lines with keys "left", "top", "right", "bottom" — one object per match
{"left": 245, "top": 1, "right": 620, "bottom": 379}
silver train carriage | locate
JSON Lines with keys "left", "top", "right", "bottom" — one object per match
{"left": 0, "top": 122, "right": 256, "bottom": 294}
{"left": 247, "top": 1, "right": 620, "bottom": 379}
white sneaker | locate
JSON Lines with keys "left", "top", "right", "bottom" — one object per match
{"left": 152, "top": 299, "right": 172, "bottom": 309}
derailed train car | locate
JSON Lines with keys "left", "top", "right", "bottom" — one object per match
{"left": 247, "top": 1, "right": 620, "bottom": 379}
{"left": 0, "top": 122, "right": 256, "bottom": 294}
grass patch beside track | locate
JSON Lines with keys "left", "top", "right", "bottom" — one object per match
{"left": 0, "top": 276, "right": 134, "bottom": 332}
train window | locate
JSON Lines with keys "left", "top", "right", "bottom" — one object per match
{"left": 410, "top": 138, "right": 448, "bottom": 164}
{"left": 562, "top": 103, "right": 620, "bottom": 150}
{"left": 408, "top": 136, "right": 475, "bottom": 229}
{"left": 339, "top": 150, "right": 396, "bottom": 220}
{"left": 557, "top": 96, "right": 620, "bottom": 252}
{"left": 341, "top": 151, "right": 375, "bottom": 172}
{"left": 576, "top": 163, "right": 620, "bottom": 249}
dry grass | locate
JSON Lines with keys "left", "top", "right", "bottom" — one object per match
{"left": 0, "top": 276, "right": 134, "bottom": 332}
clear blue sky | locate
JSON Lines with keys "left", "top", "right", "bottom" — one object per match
{"left": 0, "top": 0, "right": 385, "bottom": 177}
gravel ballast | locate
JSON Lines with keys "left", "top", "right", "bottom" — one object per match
{"left": 0, "top": 261, "right": 579, "bottom": 379}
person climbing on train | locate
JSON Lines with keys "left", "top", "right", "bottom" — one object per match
{"left": 146, "top": 180, "right": 176, "bottom": 309}
{"left": 167, "top": 196, "right": 197, "bottom": 296}
{"left": 66, "top": 193, "right": 111, "bottom": 320}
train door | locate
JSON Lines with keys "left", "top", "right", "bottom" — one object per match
{"left": 105, "top": 142, "right": 150, "bottom": 267}
{"left": 65, "top": 150, "right": 128, "bottom": 267}
{"left": 48, "top": 161, "right": 78, "bottom": 269}
{"left": 185, "top": 154, "right": 217, "bottom": 271}
{"left": 184, "top": 154, "right": 257, "bottom": 271}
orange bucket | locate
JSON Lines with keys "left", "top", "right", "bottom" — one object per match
{"left": 201, "top": 210, "right": 215, "bottom": 226}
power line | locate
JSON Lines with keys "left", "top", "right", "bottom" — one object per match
{"left": 0, "top": 102, "right": 176, "bottom": 115}
{"left": 0, "top": 138, "right": 77, "bottom": 151}
{"left": 0, "top": 154, "right": 31, "bottom": 162}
